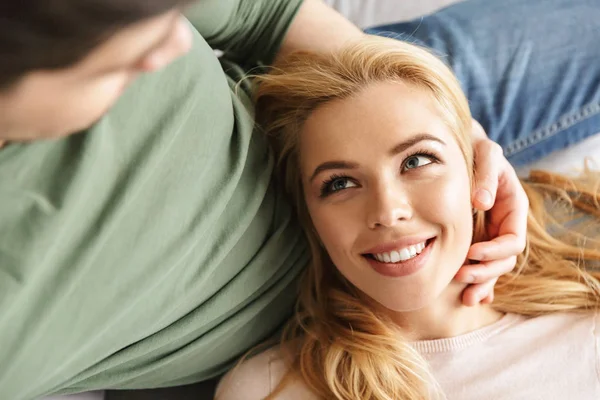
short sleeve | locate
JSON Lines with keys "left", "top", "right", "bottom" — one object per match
{"left": 185, "top": 0, "right": 304, "bottom": 66}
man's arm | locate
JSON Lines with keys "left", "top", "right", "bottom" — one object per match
{"left": 276, "top": 0, "right": 363, "bottom": 61}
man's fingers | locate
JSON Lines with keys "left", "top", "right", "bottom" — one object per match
{"left": 481, "top": 290, "right": 495, "bottom": 304}
{"left": 468, "top": 235, "right": 525, "bottom": 261}
{"left": 494, "top": 172, "right": 529, "bottom": 242}
{"left": 461, "top": 278, "right": 498, "bottom": 306}
{"left": 470, "top": 118, "right": 487, "bottom": 141}
{"left": 455, "top": 256, "right": 518, "bottom": 284}
{"left": 472, "top": 140, "right": 504, "bottom": 211}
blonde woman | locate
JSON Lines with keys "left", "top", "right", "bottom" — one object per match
{"left": 216, "top": 36, "right": 600, "bottom": 399}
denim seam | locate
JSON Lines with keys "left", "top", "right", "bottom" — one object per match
{"left": 504, "top": 101, "right": 600, "bottom": 157}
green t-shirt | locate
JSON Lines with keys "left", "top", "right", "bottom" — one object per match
{"left": 0, "top": 0, "right": 308, "bottom": 398}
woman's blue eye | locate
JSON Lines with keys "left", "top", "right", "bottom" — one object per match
{"left": 403, "top": 155, "right": 434, "bottom": 171}
{"left": 331, "top": 178, "right": 348, "bottom": 191}
{"left": 329, "top": 177, "right": 357, "bottom": 192}
{"left": 321, "top": 176, "right": 357, "bottom": 197}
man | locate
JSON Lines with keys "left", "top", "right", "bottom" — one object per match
{"left": 0, "top": 0, "right": 531, "bottom": 398}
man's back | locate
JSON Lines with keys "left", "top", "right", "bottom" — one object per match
{"left": 0, "top": 1, "right": 308, "bottom": 397}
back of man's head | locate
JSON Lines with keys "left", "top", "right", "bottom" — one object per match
{"left": 0, "top": 0, "right": 193, "bottom": 89}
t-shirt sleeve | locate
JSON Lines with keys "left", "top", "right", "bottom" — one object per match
{"left": 185, "top": 0, "right": 304, "bottom": 66}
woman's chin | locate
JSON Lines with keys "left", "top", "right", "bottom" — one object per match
{"left": 370, "top": 279, "right": 463, "bottom": 315}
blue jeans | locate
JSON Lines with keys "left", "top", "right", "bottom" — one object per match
{"left": 366, "top": 0, "right": 600, "bottom": 166}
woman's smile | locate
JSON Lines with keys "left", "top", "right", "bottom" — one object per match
{"left": 364, "top": 237, "right": 437, "bottom": 278}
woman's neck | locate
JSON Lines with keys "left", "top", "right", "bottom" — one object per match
{"left": 387, "top": 282, "right": 504, "bottom": 341}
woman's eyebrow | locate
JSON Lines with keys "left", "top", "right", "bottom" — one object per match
{"left": 309, "top": 133, "right": 445, "bottom": 183}
{"left": 310, "top": 161, "right": 359, "bottom": 183}
{"left": 389, "top": 133, "right": 446, "bottom": 156}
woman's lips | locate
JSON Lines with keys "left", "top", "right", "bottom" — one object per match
{"left": 365, "top": 237, "right": 435, "bottom": 278}
{"left": 363, "top": 235, "right": 436, "bottom": 255}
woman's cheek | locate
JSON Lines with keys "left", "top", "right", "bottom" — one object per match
{"left": 311, "top": 206, "right": 354, "bottom": 262}
{"left": 414, "top": 172, "right": 473, "bottom": 231}
{"left": 314, "top": 208, "right": 342, "bottom": 246}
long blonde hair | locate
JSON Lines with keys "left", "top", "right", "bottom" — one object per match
{"left": 253, "top": 36, "right": 600, "bottom": 400}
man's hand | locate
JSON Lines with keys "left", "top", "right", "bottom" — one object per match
{"left": 455, "top": 120, "right": 529, "bottom": 306}
{"left": 277, "top": 0, "right": 363, "bottom": 62}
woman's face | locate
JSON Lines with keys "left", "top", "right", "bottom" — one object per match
{"left": 300, "top": 81, "right": 473, "bottom": 312}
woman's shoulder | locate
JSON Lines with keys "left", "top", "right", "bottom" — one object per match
{"left": 526, "top": 309, "right": 599, "bottom": 327}
{"left": 500, "top": 310, "right": 600, "bottom": 357}
{"left": 505, "top": 310, "right": 599, "bottom": 337}
{"left": 215, "top": 346, "right": 317, "bottom": 400}
{"left": 215, "top": 347, "right": 282, "bottom": 400}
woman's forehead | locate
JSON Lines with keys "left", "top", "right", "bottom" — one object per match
{"left": 298, "top": 82, "right": 456, "bottom": 167}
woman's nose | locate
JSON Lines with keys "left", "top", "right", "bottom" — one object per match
{"left": 367, "top": 183, "right": 413, "bottom": 229}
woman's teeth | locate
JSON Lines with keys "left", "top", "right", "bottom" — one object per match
{"left": 372, "top": 241, "right": 427, "bottom": 263}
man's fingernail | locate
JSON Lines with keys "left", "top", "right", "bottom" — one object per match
{"left": 475, "top": 189, "right": 493, "bottom": 207}
{"left": 478, "top": 289, "right": 491, "bottom": 302}
{"left": 465, "top": 274, "right": 476, "bottom": 283}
